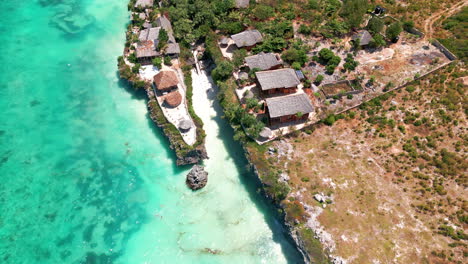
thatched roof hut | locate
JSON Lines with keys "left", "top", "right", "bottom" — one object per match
{"left": 154, "top": 71, "right": 179, "bottom": 91}
{"left": 164, "top": 91, "right": 182, "bottom": 107}
{"left": 178, "top": 119, "right": 193, "bottom": 132}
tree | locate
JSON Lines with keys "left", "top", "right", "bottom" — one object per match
{"left": 281, "top": 48, "right": 308, "bottom": 66}
{"left": 341, "top": 0, "right": 369, "bottom": 29}
{"left": 369, "top": 34, "right": 386, "bottom": 48}
{"left": 152, "top": 57, "right": 162, "bottom": 68}
{"left": 292, "top": 62, "right": 302, "bottom": 70}
{"left": 403, "top": 20, "right": 415, "bottom": 31}
{"left": 164, "top": 56, "right": 172, "bottom": 66}
{"left": 307, "top": 0, "right": 319, "bottom": 10}
{"left": 367, "top": 17, "right": 384, "bottom": 34}
{"left": 343, "top": 53, "right": 359, "bottom": 71}
{"left": 212, "top": 61, "right": 234, "bottom": 81}
{"left": 315, "top": 74, "right": 324, "bottom": 84}
{"left": 246, "top": 98, "right": 259, "bottom": 109}
{"left": 386, "top": 22, "right": 403, "bottom": 41}
{"left": 232, "top": 49, "right": 247, "bottom": 68}
{"left": 298, "top": 24, "right": 312, "bottom": 35}
{"left": 318, "top": 48, "right": 340, "bottom": 73}
{"left": 253, "top": 5, "right": 275, "bottom": 20}
{"left": 132, "top": 63, "right": 141, "bottom": 74}
{"left": 158, "top": 28, "right": 169, "bottom": 50}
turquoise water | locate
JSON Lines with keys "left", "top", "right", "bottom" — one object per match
{"left": 0, "top": 0, "right": 302, "bottom": 263}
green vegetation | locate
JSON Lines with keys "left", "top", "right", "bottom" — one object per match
{"left": 343, "top": 53, "right": 359, "bottom": 71}
{"left": 158, "top": 28, "right": 169, "bottom": 50}
{"left": 317, "top": 48, "right": 341, "bottom": 74}
{"left": 340, "top": 0, "right": 369, "bottom": 29}
{"left": 367, "top": 17, "right": 384, "bottom": 34}
{"left": 386, "top": 22, "right": 402, "bottom": 40}
{"left": 438, "top": 7, "right": 468, "bottom": 63}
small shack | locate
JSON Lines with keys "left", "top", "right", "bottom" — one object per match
{"left": 231, "top": 30, "right": 263, "bottom": 49}
{"left": 245, "top": 52, "right": 282, "bottom": 71}
{"left": 178, "top": 119, "right": 193, "bottom": 132}
{"left": 153, "top": 71, "right": 179, "bottom": 93}
{"left": 265, "top": 93, "right": 314, "bottom": 126}
{"left": 164, "top": 91, "right": 182, "bottom": 108}
{"left": 352, "top": 30, "right": 372, "bottom": 47}
{"left": 256, "top": 68, "right": 300, "bottom": 95}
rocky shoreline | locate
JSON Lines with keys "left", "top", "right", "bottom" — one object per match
{"left": 145, "top": 86, "right": 208, "bottom": 166}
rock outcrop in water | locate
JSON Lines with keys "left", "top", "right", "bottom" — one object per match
{"left": 186, "top": 165, "right": 208, "bottom": 190}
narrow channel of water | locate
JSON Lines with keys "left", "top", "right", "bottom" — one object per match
{"left": 0, "top": 0, "right": 302, "bottom": 263}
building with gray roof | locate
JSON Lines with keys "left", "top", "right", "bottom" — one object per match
{"left": 245, "top": 52, "right": 282, "bottom": 71}
{"left": 136, "top": 41, "right": 160, "bottom": 64}
{"left": 231, "top": 30, "right": 263, "bottom": 48}
{"left": 166, "top": 43, "right": 180, "bottom": 55}
{"left": 155, "top": 16, "right": 173, "bottom": 34}
{"left": 255, "top": 68, "right": 300, "bottom": 94}
{"left": 139, "top": 27, "right": 161, "bottom": 42}
{"left": 352, "top": 30, "right": 373, "bottom": 46}
{"left": 266, "top": 93, "right": 314, "bottom": 125}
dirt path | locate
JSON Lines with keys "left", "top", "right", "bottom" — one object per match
{"left": 423, "top": 0, "right": 468, "bottom": 39}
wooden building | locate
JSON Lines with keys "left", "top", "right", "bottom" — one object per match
{"left": 245, "top": 52, "right": 282, "bottom": 71}
{"left": 265, "top": 93, "right": 314, "bottom": 126}
{"left": 231, "top": 30, "right": 263, "bottom": 50}
{"left": 153, "top": 70, "right": 179, "bottom": 93}
{"left": 255, "top": 68, "right": 301, "bottom": 95}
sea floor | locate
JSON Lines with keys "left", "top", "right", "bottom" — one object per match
{"left": 0, "top": 1, "right": 301, "bottom": 263}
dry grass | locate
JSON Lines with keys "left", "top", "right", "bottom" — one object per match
{"left": 261, "top": 66, "right": 467, "bottom": 263}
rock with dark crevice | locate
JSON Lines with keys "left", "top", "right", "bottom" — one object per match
{"left": 186, "top": 165, "right": 208, "bottom": 190}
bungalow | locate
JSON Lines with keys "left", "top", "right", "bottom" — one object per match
{"left": 155, "top": 15, "right": 180, "bottom": 57}
{"left": 255, "top": 68, "right": 301, "bottom": 95}
{"left": 265, "top": 93, "right": 314, "bottom": 126}
{"left": 136, "top": 27, "right": 161, "bottom": 64}
{"left": 153, "top": 70, "right": 179, "bottom": 93}
{"left": 134, "top": 0, "right": 154, "bottom": 8}
{"left": 352, "top": 30, "right": 372, "bottom": 47}
{"left": 136, "top": 40, "right": 160, "bottom": 65}
{"left": 245, "top": 52, "right": 282, "bottom": 71}
{"left": 231, "top": 30, "right": 263, "bottom": 49}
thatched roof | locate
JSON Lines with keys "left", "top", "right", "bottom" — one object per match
{"left": 136, "top": 40, "right": 159, "bottom": 58}
{"left": 245, "top": 52, "right": 282, "bottom": 70}
{"left": 166, "top": 43, "right": 180, "bottom": 54}
{"left": 256, "top": 68, "right": 300, "bottom": 91}
{"left": 235, "top": 0, "right": 249, "bottom": 8}
{"left": 164, "top": 91, "right": 182, "bottom": 107}
{"left": 352, "top": 30, "right": 372, "bottom": 46}
{"left": 135, "top": 0, "right": 154, "bottom": 8}
{"left": 231, "top": 30, "right": 263, "bottom": 48}
{"left": 155, "top": 16, "right": 173, "bottom": 33}
{"left": 266, "top": 93, "right": 314, "bottom": 118}
{"left": 154, "top": 71, "right": 179, "bottom": 90}
{"left": 220, "top": 37, "right": 230, "bottom": 45}
{"left": 139, "top": 27, "right": 160, "bottom": 42}
{"left": 178, "top": 119, "right": 193, "bottom": 131}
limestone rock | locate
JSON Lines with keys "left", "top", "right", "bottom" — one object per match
{"left": 186, "top": 165, "right": 208, "bottom": 190}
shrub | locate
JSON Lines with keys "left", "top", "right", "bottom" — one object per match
{"left": 164, "top": 56, "right": 172, "bottom": 66}
{"left": 132, "top": 63, "right": 141, "bottom": 73}
{"left": 281, "top": 48, "right": 308, "bottom": 66}
{"left": 367, "top": 17, "right": 384, "bottom": 34}
{"left": 324, "top": 114, "right": 336, "bottom": 126}
{"left": 253, "top": 5, "right": 275, "bottom": 20}
{"left": 298, "top": 24, "right": 312, "bottom": 35}
{"left": 152, "top": 57, "right": 162, "bottom": 68}
{"left": 292, "top": 62, "right": 302, "bottom": 70}
{"left": 369, "top": 34, "right": 386, "bottom": 48}
{"left": 212, "top": 61, "right": 233, "bottom": 81}
{"left": 315, "top": 74, "right": 324, "bottom": 84}
{"left": 386, "top": 22, "right": 403, "bottom": 40}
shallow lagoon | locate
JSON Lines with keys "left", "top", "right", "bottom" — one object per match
{"left": 0, "top": 0, "right": 301, "bottom": 263}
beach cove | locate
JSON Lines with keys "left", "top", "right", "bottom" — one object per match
{"left": 0, "top": 0, "right": 302, "bottom": 263}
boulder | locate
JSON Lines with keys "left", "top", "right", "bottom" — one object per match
{"left": 186, "top": 165, "right": 208, "bottom": 190}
